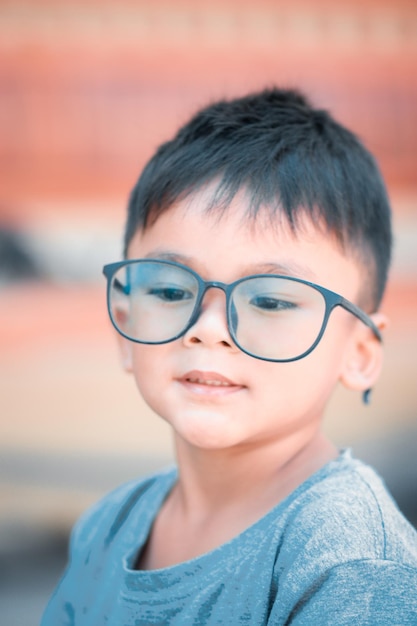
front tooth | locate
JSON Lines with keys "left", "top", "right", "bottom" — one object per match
{"left": 190, "top": 378, "right": 229, "bottom": 386}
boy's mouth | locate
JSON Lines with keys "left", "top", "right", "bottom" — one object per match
{"left": 179, "top": 370, "right": 243, "bottom": 391}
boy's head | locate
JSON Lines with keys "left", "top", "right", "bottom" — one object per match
{"left": 104, "top": 88, "right": 393, "bottom": 447}
{"left": 124, "top": 87, "right": 392, "bottom": 311}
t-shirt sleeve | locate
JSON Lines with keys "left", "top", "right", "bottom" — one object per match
{"left": 40, "top": 476, "right": 152, "bottom": 626}
{"left": 40, "top": 496, "right": 113, "bottom": 625}
{"left": 269, "top": 559, "right": 417, "bottom": 626}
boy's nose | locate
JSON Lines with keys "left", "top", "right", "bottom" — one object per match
{"left": 182, "top": 289, "right": 237, "bottom": 351}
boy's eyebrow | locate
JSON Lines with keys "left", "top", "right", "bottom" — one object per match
{"left": 144, "top": 251, "right": 317, "bottom": 281}
{"left": 242, "top": 262, "right": 317, "bottom": 280}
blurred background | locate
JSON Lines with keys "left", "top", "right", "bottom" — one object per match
{"left": 0, "top": 1, "right": 416, "bottom": 624}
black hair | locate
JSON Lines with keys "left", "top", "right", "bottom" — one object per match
{"left": 124, "top": 87, "right": 392, "bottom": 309}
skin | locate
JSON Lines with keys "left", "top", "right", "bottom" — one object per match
{"left": 118, "top": 187, "right": 387, "bottom": 570}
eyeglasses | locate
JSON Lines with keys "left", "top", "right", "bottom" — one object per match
{"left": 102, "top": 259, "right": 381, "bottom": 363}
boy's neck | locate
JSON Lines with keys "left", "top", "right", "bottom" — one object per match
{"left": 172, "top": 429, "right": 338, "bottom": 525}
{"left": 136, "top": 430, "right": 338, "bottom": 570}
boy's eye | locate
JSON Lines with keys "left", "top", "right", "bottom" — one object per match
{"left": 250, "top": 295, "right": 297, "bottom": 311}
{"left": 146, "top": 286, "right": 193, "bottom": 302}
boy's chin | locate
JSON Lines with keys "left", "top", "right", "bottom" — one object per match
{"left": 167, "top": 409, "right": 253, "bottom": 452}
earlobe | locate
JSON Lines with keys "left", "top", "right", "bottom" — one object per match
{"left": 340, "top": 312, "right": 389, "bottom": 395}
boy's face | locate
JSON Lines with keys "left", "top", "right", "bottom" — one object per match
{"left": 122, "top": 188, "right": 381, "bottom": 452}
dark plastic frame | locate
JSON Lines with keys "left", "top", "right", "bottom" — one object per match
{"left": 103, "top": 258, "right": 382, "bottom": 363}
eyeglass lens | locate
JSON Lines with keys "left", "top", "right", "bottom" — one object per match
{"left": 108, "top": 261, "right": 327, "bottom": 361}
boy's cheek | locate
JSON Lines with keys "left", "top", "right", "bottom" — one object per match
{"left": 116, "top": 334, "right": 134, "bottom": 372}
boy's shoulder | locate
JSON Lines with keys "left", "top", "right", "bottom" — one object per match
{"left": 270, "top": 451, "right": 417, "bottom": 625}
{"left": 279, "top": 449, "right": 417, "bottom": 570}
{"left": 69, "top": 466, "right": 177, "bottom": 553}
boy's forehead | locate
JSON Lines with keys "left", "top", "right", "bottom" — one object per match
{"left": 136, "top": 186, "right": 351, "bottom": 261}
{"left": 139, "top": 181, "right": 320, "bottom": 241}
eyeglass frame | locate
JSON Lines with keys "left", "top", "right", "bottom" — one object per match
{"left": 102, "top": 258, "right": 382, "bottom": 364}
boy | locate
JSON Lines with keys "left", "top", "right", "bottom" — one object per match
{"left": 42, "top": 88, "right": 417, "bottom": 625}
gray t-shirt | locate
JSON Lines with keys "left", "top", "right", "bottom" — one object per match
{"left": 41, "top": 450, "right": 417, "bottom": 625}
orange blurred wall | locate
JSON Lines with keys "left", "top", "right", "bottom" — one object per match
{"left": 0, "top": 0, "right": 416, "bottom": 216}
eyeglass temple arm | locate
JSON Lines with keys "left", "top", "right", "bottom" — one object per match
{"left": 339, "top": 298, "right": 382, "bottom": 342}
{"left": 105, "top": 274, "right": 130, "bottom": 295}
{"left": 113, "top": 278, "right": 130, "bottom": 295}
{"left": 103, "top": 265, "right": 131, "bottom": 295}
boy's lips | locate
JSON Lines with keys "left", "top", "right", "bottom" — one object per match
{"left": 178, "top": 370, "right": 244, "bottom": 394}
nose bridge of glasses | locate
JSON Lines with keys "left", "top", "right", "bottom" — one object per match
{"left": 200, "top": 280, "right": 231, "bottom": 306}
{"left": 198, "top": 280, "right": 230, "bottom": 310}
{"left": 202, "top": 279, "right": 229, "bottom": 293}
{"left": 187, "top": 280, "right": 231, "bottom": 335}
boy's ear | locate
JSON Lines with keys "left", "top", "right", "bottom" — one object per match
{"left": 116, "top": 333, "right": 134, "bottom": 373}
{"left": 339, "top": 312, "right": 389, "bottom": 393}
